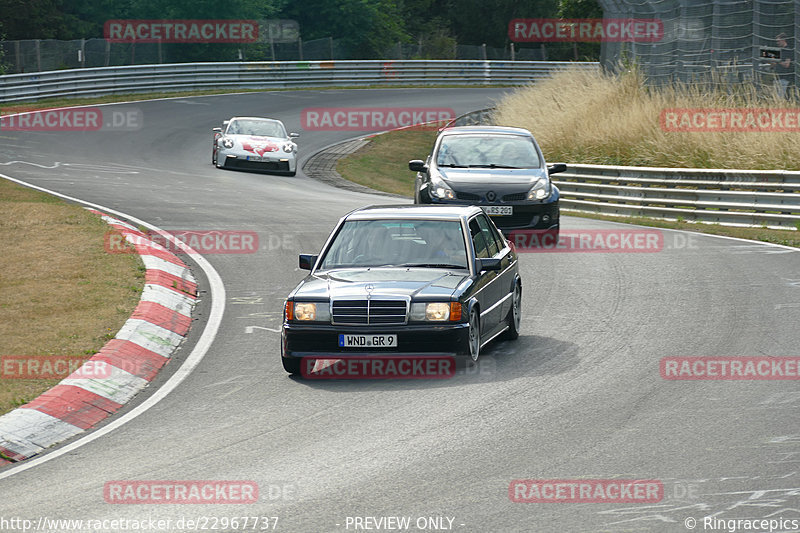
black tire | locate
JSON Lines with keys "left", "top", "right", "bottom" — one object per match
{"left": 282, "top": 357, "right": 301, "bottom": 375}
{"left": 467, "top": 307, "right": 481, "bottom": 363}
{"left": 212, "top": 150, "right": 217, "bottom": 165}
{"left": 502, "top": 282, "right": 521, "bottom": 340}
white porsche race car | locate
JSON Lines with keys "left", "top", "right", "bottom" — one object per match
{"left": 212, "top": 116, "right": 299, "bottom": 176}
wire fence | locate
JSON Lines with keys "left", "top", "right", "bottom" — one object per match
{"left": 599, "top": 0, "right": 799, "bottom": 91}
{"left": 0, "top": 37, "right": 574, "bottom": 74}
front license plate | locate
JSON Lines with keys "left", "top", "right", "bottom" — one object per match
{"left": 482, "top": 205, "right": 513, "bottom": 216}
{"left": 246, "top": 155, "right": 262, "bottom": 161}
{"left": 338, "top": 334, "right": 397, "bottom": 348}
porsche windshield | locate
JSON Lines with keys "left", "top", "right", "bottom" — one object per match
{"left": 436, "top": 134, "right": 540, "bottom": 169}
{"left": 319, "top": 219, "right": 468, "bottom": 269}
{"left": 227, "top": 120, "right": 285, "bottom": 137}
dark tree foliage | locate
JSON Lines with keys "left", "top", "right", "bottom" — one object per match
{"left": 557, "top": 0, "right": 603, "bottom": 60}
{"left": 282, "top": 0, "right": 407, "bottom": 58}
{"left": 0, "top": 0, "right": 603, "bottom": 60}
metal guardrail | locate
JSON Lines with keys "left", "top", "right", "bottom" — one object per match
{"left": 555, "top": 164, "right": 800, "bottom": 230}
{"left": 0, "top": 60, "right": 598, "bottom": 103}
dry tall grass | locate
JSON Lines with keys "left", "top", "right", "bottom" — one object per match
{"left": 492, "top": 68, "right": 800, "bottom": 169}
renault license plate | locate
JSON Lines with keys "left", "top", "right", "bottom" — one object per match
{"left": 482, "top": 206, "right": 513, "bottom": 216}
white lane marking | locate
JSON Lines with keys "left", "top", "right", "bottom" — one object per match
{"left": 245, "top": 325, "right": 281, "bottom": 333}
{"left": 774, "top": 303, "right": 800, "bottom": 309}
{"left": 0, "top": 161, "right": 63, "bottom": 169}
{"left": 0, "top": 173, "right": 225, "bottom": 480}
{"left": 0, "top": 160, "right": 141, "bottom": 174}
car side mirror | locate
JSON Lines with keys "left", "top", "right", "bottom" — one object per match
{"left": 212, "top": 127, "right": 223, "bottom": 133}
{"left": 477, "top": 258, "right": 502, "bottom": 272}
{"left": 299, "top": 254, "right": 318, "bottom": 270}
{"left": 289, "top": 132, "right": 300, "bottom": 138}
{"left": 409, "top": 160, "right": 427, "bottom": 172}
{"left": 547, "top": 163, "right": 567, "bottom": 175}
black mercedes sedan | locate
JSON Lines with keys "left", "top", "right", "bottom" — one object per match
{"left": 409, "top": 125, "right": 566, "bottom": 233}
{"left": 280, "top": 205, "right": 522, "bottom": 375}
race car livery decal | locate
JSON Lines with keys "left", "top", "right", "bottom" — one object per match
{"left": 241, "top": 137, "right": 280, "bottom": 156}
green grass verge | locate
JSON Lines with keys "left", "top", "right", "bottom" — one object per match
{"left": 335, "top": 129, "right": 800, "bottom": 248}
{"left": 0, "top": 179, "right": 144, "bottom": 417}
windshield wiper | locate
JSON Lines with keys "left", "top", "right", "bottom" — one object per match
{"left": 440, "top": 164, "right": 469, "bottom": 168}
{"left": 396, "top": 263, "right": 468, "bottom": 269}
{"left": 467, "top": 164, "right": 519, "bottom": 169}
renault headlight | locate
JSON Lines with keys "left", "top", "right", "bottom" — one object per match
{"left": 430, "top": 176, "right": 455, "bottom": 200}
{"left": 527, "top": 178, "right": 550, "bottom": 200}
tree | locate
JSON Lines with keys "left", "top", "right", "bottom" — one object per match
{"left": 557, "top": 0, "right": 602, "bottom": 60}
{"left": 283, "top": 0, "right": 408, "bottom": 58}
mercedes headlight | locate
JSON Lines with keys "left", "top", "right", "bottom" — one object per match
{"left": 410, "top": 302, "right": 462, "bottom": 322}
{"left": 287, "top": 301, "right": 331, "bottom": 322}
{"left": 527, "top": 178, "right": 550, "bottom": 200}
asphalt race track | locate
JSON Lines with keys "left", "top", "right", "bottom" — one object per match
{"left": 0, "top": 88, "right": 798, "bottom": 533}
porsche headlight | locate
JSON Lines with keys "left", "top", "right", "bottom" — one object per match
{"left": 430, "top": 176, "right": 455, "bottom": 200}
{"left": 222, "top": 138, "right": 234, "bottom": 149}
{"left": 283, "top": 142, "right": 296, "bottom": 153}
{"left": 527, "top": 178, "right": 550, "bottom": 200}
